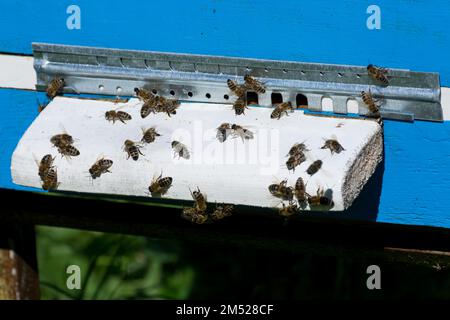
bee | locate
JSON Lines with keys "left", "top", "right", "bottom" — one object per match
{"left": 42, "top": 167, "right": 59, "bottom": 191}
{"left": 140, "top": 98, "right": 159, "bottom": 118}
{"left": 157, "top": 97, "right": 180, "bottom": 116}
{"left": 294, "top": 177, "right": 308, "bottom": 203}
{"left": 287, "top": 142, "right": 309, "bottom": 156}
{"left": 181, "top": 207, "right": 209, "bottom": 224}
{"left": 134, "top": 87, "right": 155, "bottom": 101}
{"left": 211, "top": 203, "right": 233, "bottom": 221}
{"left": 50, "top": 133, "right": 74, "bottom": 148}
{"left": 216, "top": 123, "right": 232, "bottom": 143}
{"left": 367, "top": 64, "right": 389, "bottom": 86}
{"left": 89, "top": 157, "right": 113, "bottom": 179}
{"left": 361, "top": 90, "right": 381, "bottom": 115}
{"left": 149, "top": 173, "right": 173, "bottom": 195}
{"left": 286, "top": 152, "right": 306, "bottom": 172}
{"left": 227, "top": 79, "right": 247, "bottom": 97}
{"left": 46, "top": 77, "right": 65, "bottom": 99}
{"left": 244, "top": 75, "right": 266, "bottom": 94}
{"left": 124, "top": 140, "right": 144, "bottom": 161}
{"left": 268, "top": 180, "right": 294, "bottom": 201}
{"left": 38, "top": 154, "right": 55, "bottom": 180}
{"left": 105, "top": 110, "right": 132, "bottom": 124}
{"left": 306, "top": 160, "right": 322, "bottom": 175}
{"left": 232, "top": 97, "right": 248, "bottom": 115}
{"left": 141, "top": 127, "right": 161, "bottom": 144}
{"left": 190, "top": 187, "right": 207, "bottom": 212}
{"left": 271, "top": 102, "right": 294, "bottom": 120}
{"left": 278, "top": 201, "right": 298, "bottom": 218}
{"left": 321, "top": 139, "right": 345, "bottom": 154}
{"left": 231, "top": 124, "right": 254, "bottom": 141}
{"left": 58, "top": 144, "right": 80, "bottom": 158}
{"left": 307, "top": 187, "right": 334, "bottom": 207}
{"left": 172, "top": 141, "right": 190, "bottom": 159}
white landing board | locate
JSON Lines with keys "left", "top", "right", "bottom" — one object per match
{"left": 11, "top": 97, "right": 383, "bottom": 211}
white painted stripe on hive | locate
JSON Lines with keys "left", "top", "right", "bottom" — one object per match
{"left": 0, "top": 54, "right": 36, "bottom": 90}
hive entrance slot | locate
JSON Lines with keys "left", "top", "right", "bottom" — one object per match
{"left": 246, "top": 92, "right": 258, "bottom": 105}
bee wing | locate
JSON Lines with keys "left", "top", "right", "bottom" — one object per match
{"left": 32, "top": 153, "right": 41, "bottom": 168}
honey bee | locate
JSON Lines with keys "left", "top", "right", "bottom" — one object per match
{"left": 232, "top": 97, "right": 248, "bottom": 115}
{"left": 148, "top": 173, "right": 173, "bottom": 195}
{"left": 231, "top": 124, "right": 254, "bottom": 141}
{"left": 286, "top": 152, "right": 306, "bottom": 172}
{"left": 294, "top": 177, "right": 308, "bottom": 203}
{"left": 140, "top": 98, "right": 159, "bottom": 118}
{"left": 216, "top": 123, "right": 232, "bottom": 143}
{"left": 89, "top": 157, "right": 113, "bottom": 179}
{"left": 306, "top": 160, "right": 322, "bottom": 175}
{"left": 42, "top": 167, "right": 59, "bottom": 191}
{"left": 190, "top": 187, "right": 207, "bottom": 212}
{"left": 172, "top": 141, "right": 190, "bottom": 159}
{"left": 105, "top": 110, "right": 132, "bottom": 124}
{"left": 50, "top": 133, "right": 74, "bottom": 149}
{"left": 141, "top": 127, "right": 161, "bottom": 144}
{"left": 307, "top": 187, "right": 334, "bottom": 208}
{"left": 210, "top": 203, "right": 233, "bottom": 221}
{"left": 268, "top": 180, "right": 294, "bottom": 201}
{"left": 134, "top": 87, "right": 155, "bottom": 101}
{"left": 46, "top": 77, "right": 65, "bottom": 99}
{"left": 278, "top": 201, "right": 298, "bottom": 218}
{"left": 58, "top": 144, "right": 80, "bottom": 159}
{"left": 124, "top": 140, "right": 144, "bottom": 161}
{"left": 271, "top": 102, "right": 294, "bottom": 119}
{"left": 158, "top": 97, "right": 180, "bottom": 117}
{"left": 361, "top": 90, "right": 381, "bottom": 115}
{"left": 227, "top": 79, "right": 247, "bottom": 97}
{"left": 244, "top": 75, "right": 266, "bottom": 94}
{"left": 321, "top": 139, "right": 345, "bottom": 154}
{"left": 181, "top": 207, "right": 209, "bottom": 224}
{"left": 367, "top": 64, "right": 389, "bottom": 86}
{"left": 287, "top": 142, "right": 309, "bottom": 157}
{"left": 38, "top": 154, "right": 55, "bottom": 180}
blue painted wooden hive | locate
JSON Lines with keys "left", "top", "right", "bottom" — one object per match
{"left": 0, "top": 0, "right": 449, "bottom": 230}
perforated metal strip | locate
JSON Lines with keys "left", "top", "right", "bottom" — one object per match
{"left": 33, "top": 43, "right": 442, "bottom": 122}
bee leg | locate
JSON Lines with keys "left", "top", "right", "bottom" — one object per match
{"left": 119, "top": 118, "right": 125, "bottom": 124}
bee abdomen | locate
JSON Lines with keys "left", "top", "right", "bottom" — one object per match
{"left": 307, "top": 160, "right": 322, "bottom": 175}
{"left": 59, "top": 145, "right": 80, "bottom": 157}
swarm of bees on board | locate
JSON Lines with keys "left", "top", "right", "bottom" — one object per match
{"left": 181, "top": 187, "right": 234, "bottom": 224}
{"left": 269, "top": 137, "right": 347, "bottom": 218}
{"left": 36, "top": 64, "right": 387, "bottom": 223}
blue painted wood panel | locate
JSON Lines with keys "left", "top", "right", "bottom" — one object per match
{"left": 0, "top": 88, "right": 449, "bottom": 229}
{"left": 0, "top": 1, "right": 449, "bottom": 84}
{"left": 1, "top": 1, "right": 450, "bottom": 228}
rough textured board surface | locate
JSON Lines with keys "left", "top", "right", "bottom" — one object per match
{"left": 0, "top": 1, "right": 449, "bottom": 85}
{"left": 10, "top": 97, "right": 382, "bottom": 211}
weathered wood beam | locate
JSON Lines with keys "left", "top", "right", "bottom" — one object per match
{"left": 0, "top": 223, "right": 40, "bottom": 300}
